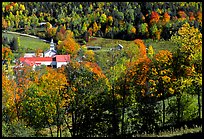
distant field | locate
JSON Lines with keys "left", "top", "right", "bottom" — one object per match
{"left": 89, "top": 37, "right": 179, "bottom": 72}
{"left": 86, "top": 37, "right": 179, "bottom": 53}
{"left": 86, "top": 37, "right": 136, "bottom": 49}
{"left": 143, "top": 39, "right": 179, "bottom": 53}
{"left": 2, "top": 32, "right": 50, "bottom": 51}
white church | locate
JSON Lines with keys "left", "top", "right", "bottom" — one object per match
{"left": 43, "top": 38, "right": 57, "bottom": 57}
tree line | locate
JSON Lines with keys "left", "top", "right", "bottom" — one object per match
{"left": 2, "top": 2, "right": 202, "bottom": 42}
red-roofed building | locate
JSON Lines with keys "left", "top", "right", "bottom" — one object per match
{"left": 18, "top": 38, "right": 71, "bottom": 70}
{"left": 52, "top": 55, "right": 71, "bottom": 68}
{"left": 19, "top": 55, "right": 70, "bottom": 69}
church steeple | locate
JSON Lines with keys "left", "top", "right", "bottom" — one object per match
{"left": 50, "top": 38, "right": 55, "bottom": 51}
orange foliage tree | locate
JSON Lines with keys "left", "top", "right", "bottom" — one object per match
{"left": 163, "top": 12, "right": 170, "bottom": 24}
{"left": 150, "top": 11, "right": 160, "bottom": 25}
{"left": 2, "top": 47, "right": 14, "bottom": 60}
{"left": 2, "top": 73, "right": 18, "bottom": 121}
{"left": 57, "top": 29, "right": 80, "bottom": 57}
{"left": 149, "top": 50, "right": 174, "bottom": 98}
{"left": 134, "top": 39, "right": 147, "bottom": 58}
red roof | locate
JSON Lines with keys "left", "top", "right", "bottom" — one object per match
{"left": 55, "top": 55, "right": 70, "bottom": 62}
{"left": 19, "top": 55, "right": 70, "bottom": 66}
{"left": 19, "top": 57, "right": 52, "bottom": 66}
{"left": 20, "top": 57, "right": 52, "bottom": 62}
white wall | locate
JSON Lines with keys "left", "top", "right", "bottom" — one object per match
{"left": 57, "top": 62, "right": 69, "bottom": 68}
{"left": 38, "top": 61, "right": 53, "bottom": 66}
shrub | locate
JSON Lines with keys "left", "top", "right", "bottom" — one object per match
{"left": 2, "top": 120, "right": 36, "bottom": 137}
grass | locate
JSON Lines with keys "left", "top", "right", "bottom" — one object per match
{"left": 86, "top": 37, "right": 136, "bottom": 49}
{"left": 88, "top": 37, "right": 178, "bottom": 72}
{"left": 37, "top": 124, "right": 71, "bottom": 137}
{"left": 38, "top": 124, "right": 202, "bottom": 137}
{"left": 2, "top": 32, "right": 50, "bottom": 51}
{"left": 86, "top": 37, "right": 179, "bottom": 53}
{"left": 143, "top": 38, "right": 179, "bottom": 53}
{"left": 137, "top": 126, "right": 202, "bottom": 137}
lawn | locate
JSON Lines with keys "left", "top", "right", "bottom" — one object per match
{"left": 2, "top": 32, "right": 50, "bottom": 51}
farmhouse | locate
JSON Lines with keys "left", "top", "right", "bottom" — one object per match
{"left": 19, "top": 55, "right": 70, "bottom": 69}
{"left": 19, "top": 38, "right": 70, "bottom": 69}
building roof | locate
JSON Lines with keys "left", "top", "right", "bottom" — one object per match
{"left": 20, "top": 57, "right": 53, "bottom": 66}
{"left": 54, "top": 55, "right": 71, "bottom": 62}
{"left": 44, "top": 49, "right": 57, "bottom": 54}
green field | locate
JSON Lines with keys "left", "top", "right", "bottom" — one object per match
{"left": 87, "top": 37, "right": 179, "bottom": 72}
{"left": 86, "top": 37, "right": 136, "bottom": 49}
{"left": 143, "top": 39, "right": 179, "bottom": 53}
{"left": 86, "top": 37, "right": 179, "bottom": 53}
{"left": 2, "top": 32, "right": 50, "bottom": 51}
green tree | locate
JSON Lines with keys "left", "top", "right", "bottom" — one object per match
{"left": 64, "top": 61, "right": 110, "bottom": 137}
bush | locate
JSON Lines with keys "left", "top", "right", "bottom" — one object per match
{"left": 2, "top": 120, "right": 36, "bottom": 137}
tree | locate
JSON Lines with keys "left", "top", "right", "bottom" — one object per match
{"left": 134, "top": 39, "right": 147, "bottom": 58}
{"left": 93, "top": 21, "right": 99, "bottom": 35}
{"left": 147, "top": 45, "right": 154, "bottom": 59}
{"left": 57, "top": 36, "right": 80, "bottom": 56}
{"left": 2, "top": 17, "right": 8, "bottom": 30}
{"left": 170, "top": 22, "right": 202, "bottom": 126}
{"left": 163, "top": 12, "right": 170, "bottom": 24}
{"left": 64, "top": 61, "right": 110, "bottom": 137}
{"left": 100, "top": 13, "right": 107, "bottom": 24}
{"left": 10, "top": 37, "right": 19, "bottom": 51}
{"left": 149, "top": 11, "right": 160, "bottom": 25}
{"left": 21, "top": 67, "right": 68, "bottom": 136}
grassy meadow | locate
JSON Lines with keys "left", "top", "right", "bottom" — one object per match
{"left": 2, "top": 32, "right": 50, "bottom": 51}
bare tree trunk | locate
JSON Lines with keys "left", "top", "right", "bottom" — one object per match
{"left": 177, "top": 94, "right": 181, "bottom": 127}
{"left": 63, "top": 114, "right": 72, "bottom": 137}
{"left": 112, "top": 84, "right": 117, "bottom": 137}
{"left": 47, "top": 120, "right": 53, "bottom": 137}
{"left": 197, "top": 86, "right": 201, "bottom": 120}
{"left": 121, "top": 77, "right": 126, "bottom": 137}
{"left": 72, "top": 107, "right": 75, "bottom": 137}
{"left": 60, "top": 125, "right": 62, "bottom": 137}
{"left": 163, "top": 99, "right": 165, "bottom": 127}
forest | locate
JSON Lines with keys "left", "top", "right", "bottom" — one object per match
{"left": 2, "top": 2, "right": 202, "bottom": 137}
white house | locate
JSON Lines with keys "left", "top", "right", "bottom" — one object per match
{"left": 53, "top": 55, "right": 71, "bottom": 68}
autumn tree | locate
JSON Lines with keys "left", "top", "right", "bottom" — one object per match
{"left": 64, "top": 61, "right": 110, "bottom": 137}
{"left": 57, "top": 36, "right": 80, "bottom": 57}
{"left": 21, "top": 67, "right": 68, "bottom": 136}
{"left": 2, "top": 47, "right": 14, "bottom": 61}
{"left": 149, "top": 11, "right": 160, "bottom": 25}
{"left": 170, "top": 22, "right": 202, "bottom": 126}
{"left": 162, "top": 12, "right": 170, "bottom": 24}
{"left": 2, "top": 17, "right": 8, "bottom": 30}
